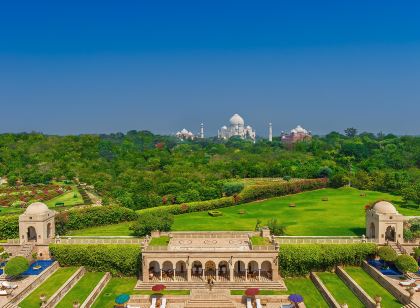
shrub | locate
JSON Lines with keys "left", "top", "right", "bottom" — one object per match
{"left": 0, "top": 216, "right": 19, "bottom": 240}
{"left": 130, "top": 212, "right": 174, "bottom": 236}
{"left": 208, "top": 210, "right": 223, "bottom": 217}
{"left": 239, "top": 178, "right": 328, "bottom": 203}
{"left": 413, "top": 247, "right": 420, "bottom": 261}
{"left": 56, "top": 205, "right": 138, "bottom": 234}
{"left": 377, "top": 246, "right": 398, "bottom": 262}
{"left": 395, "top": 255, "right": 419, "bottom": 274}
{"left": 49, "top": 244, "right": 140, "bottom": 276}
{"left": 267, "top": 218, "right": 285, "bottom": 235}
{"left": 4, "top": 256, "right": 29, "bottom": 277}
{"left": 279, "top": 243, "right": 377, "bottom": 276}
{"left": 222, "top": 182, "right": 245, "bottom": 196}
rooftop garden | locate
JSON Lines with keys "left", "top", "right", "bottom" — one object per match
{"left": 149, "top": 236, "right": 170, "bottom": 246}
{"left": 250, "top": 236, "right": 271, "bottom": 246}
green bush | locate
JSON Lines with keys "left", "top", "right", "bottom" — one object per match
{"left": 49, "top": 244, "right": 141, "bottom": 276}
{"left": 0, "top": 216, "right": 19, "bottom": 240}
{"left": 130, "top": 212, "right": 174, "bottom": 236}
{"left": 222, "top": 182, "right": 244, "bottom": 196}
{"left": 267, "top": 218, "right": 285, "bottom": 235}
{"left": 413, "top": 247, "right": 420, "bottom": 261}
{"left": 279, "top": 243, "right": 377, "bottom": 276}
{"left": 4, "top": 256, "right": 29, "bottom": 277}
{"left": 138, "top": 197, "right": 235, "bottom": 216}
{"left": 395, "top": 255, "right": 419, "bottom": 274}
{"left": 239, "top": 178, "right": 328, "bottom": 203}
{"left": 208, "top": 210, "right": 223, "bottom": 217}
{"left": 377, "top": 246, "right": 398, "bottom": 262}
{"left": 56, "top": 205, "right": 138, "bottom": 234}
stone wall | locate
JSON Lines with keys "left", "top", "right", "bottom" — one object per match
{"left": 11, "top": 261, "right": 60, "bottom": 305}
{"left": 80, "top": 272, "right": 111, "bottom": 308}
{"left": 309, "top": 272, "right": 341, "bottom": 308}
{"left": 361, "top": 261, "right": 410, "bottom": 305}
{"left": 335, "top": 266, "right": 376, "bottom": 308}
{"left": 42, "top": 266, "right": 86, "bottom": 308}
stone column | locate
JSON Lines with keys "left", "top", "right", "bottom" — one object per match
{"left": 245, "top": 269, "right": 248, "bottom": 281}
{"left": 187, "top": 264, "right": 191, "bottom": 282}
{"left": 160, "top": 269, "right": 163, "bottom": 282}
{"left": 258, "top": 269, "right": 261, "bottom": 281}
{"left": 202, "top": 268, "right": 205, "bottom": 281}
{"left": 216, "top": 267, "right": 218, "bottom": 281}
{"left": 230, "top": 265, "right": 234, "bottom": 282}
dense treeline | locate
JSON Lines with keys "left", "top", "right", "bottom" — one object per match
{"left": 0, "top": 130, "right": 419, "bottom": 210}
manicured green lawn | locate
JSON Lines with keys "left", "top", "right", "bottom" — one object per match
{"left": 149, "top": 236, "right": 170, "bottom": 246}
{"left": 45, "top": 187, "right": 83, "bottom": 208}
{"left": 345, "top": 266, "right": 402, "bottom": 308}
{"left": 317, "top": 272, "right": 364, "bottom": 307}
{"left": 232, "top": 277, "right": 327, "bottom": 307}
{"left": 19, "top": 267, "right": 78, "bottom": 308}
{"left": 250, "top": 236, "right": 270, "bottom": 245}
{"left": 68, "top": 187, "right": 412, "bottom": 236}
{"left": 56, "top": 272, "right": 105, "bottom": 308}
{"left": 68, "top": 221, "right": 134, "bottom": 236}
{"left": 92, "top": 277, "right": 139, "bottom": 308}
{"left": 172, "top": 187, "right": 406, "bottom": 235}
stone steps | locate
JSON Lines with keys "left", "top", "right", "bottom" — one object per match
{"left": 2, "top": 303, "right": 19, "bottom": 308}
{"left": 402, "top": 304, "right": 420, "bottom": 308}
{"left": 185, "top": 290, "right": 237, "bottom": 308}
{"left": 136, "top": 280, "right": 286, "bottom": 290}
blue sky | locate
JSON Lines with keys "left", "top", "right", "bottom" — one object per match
{"left": 0, "top": 1, "right": 419, "bottom": 136}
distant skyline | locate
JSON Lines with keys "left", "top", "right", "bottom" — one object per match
{"left": 0, "top": 1, "right": 420, "bottom": 136}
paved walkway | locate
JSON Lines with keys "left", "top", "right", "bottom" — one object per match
{"left": 0, "top": 275, "right": 37, "bottom": 307}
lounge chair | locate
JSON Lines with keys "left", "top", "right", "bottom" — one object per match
{"left": 246, "top": 297, "right": 252, "bottom": 308}
{"left": 1, "top": 281, "right": 18, "bottom": 289}
{"left": 256, "top": 298, "right": 262, "bottom": 308}
{"left": 161, "top": 297, "right": 167, "bottom": 308}
{"left": 399, "top": 279, "right": 416, "bottom": 286}
{"left": 0, "top": 290, "right": 10, "bottom": 296}
{"left": 415, "top": 284, "right": 420, "bottom": 292}
{"left": 127, "top": 305, "right": 141, "bottom": 308}
{"left": 150, "top": 297, "right": 157, "bottom": 308}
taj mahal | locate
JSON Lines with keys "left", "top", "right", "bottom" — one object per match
{"left": 218, "top": 114, "right": 257, "bottom": 141}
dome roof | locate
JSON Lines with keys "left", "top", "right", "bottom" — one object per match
{"left": 372, "top": 201, "right": 397, "bottom": 214}
{"left": 229, "top": 114, "right": 245, "bottom": 126}
{"left": 24, "top": 202, "right": 50, "bottom": 215}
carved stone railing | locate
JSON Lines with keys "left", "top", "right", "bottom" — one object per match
{"left": 80, "top": 272, "right": 111, "bottom": 308}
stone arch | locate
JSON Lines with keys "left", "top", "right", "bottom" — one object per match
{"left": 176, "top": 260, "right": 186, "bottom": 273}
{"left": 218, "top": 261, "right": 229, "bottom": 274}
{"left": 369, "top": 222, "right": 375, "bottom": 238}
{"left": 47, "top": 222, "right": 52, "bottom": 238}
{"left": 27, "top": 226, "right": 37, "bottom": 242}
{"left": 385, "top": 226, "right": 396, "bottom": 242}
{"left": 149, "top": 261, "right": 160, "bottom": 274}
{"left": 234, "top": 260, "right": 245, "bottom": 273}
{"left": 192, "top": 261, "right": 203, "bottom": 276}
{"left": 261, "top": 261, "right": 272, "bottom": 272}
{"left": 248, "top": 260, "right": 259, "bottom": 273}
{"left": 204, "top": 260, "right": 216, "bottom": 278}
{"left": 162, "top": 261, "right": 173, "bottom": 272}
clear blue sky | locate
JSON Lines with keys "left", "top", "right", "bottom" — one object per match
{"left": 1, "top": 1, "right": 419, "bottom": 136}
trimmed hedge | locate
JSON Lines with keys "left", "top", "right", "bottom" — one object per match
{"left": 4, "top": 256, "right": 29, "bottom": 276}
{"left": 395, "top": 254, "right": 419, "bottom": 274}
{"left": 138, "top": 197, "right": 235, "bottom": 216}
{"left": 279, "top": 243, "right": 377, "bottom": 276}
{"left": 56, "top": 205, "right": 138, "bottom": 234}
{"left": 239, "top": 178, "right": 328, "bottom": 203}
{"left": 0, "top": 215, "right": 19, "bottom": 240}
{"left": 49, "top": 244, "right": 141, "bottom": 276}
{"left": 137, "top": 178, "right": 327, "bottom": 218}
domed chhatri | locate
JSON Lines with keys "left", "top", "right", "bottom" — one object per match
{"left": 24, "top": 202, "right": 50, "bottom": 215}
{"left": 218, "top": 114, "right": 256, "bottom": 141}
{"left": 366, "top": 200, "right": 403, "bottom": 244}
{"left": 372, "top": 201, "right": 398, "bottom": 214}
{"left": 19, "top": 202, "right": 56, "bottom": 246}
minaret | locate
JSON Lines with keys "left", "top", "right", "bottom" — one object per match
{"left": 269, "top": 122, "right": 273, "bottom": 142}
{"left": 200, "top": 123, "right": 204, "bottom": 139}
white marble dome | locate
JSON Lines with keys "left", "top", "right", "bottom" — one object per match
{"left": 372, "top": 201, "right": 397, "bottom": 214}
{"left": 229, "top": 114, "right": 245, "bottom": 126}
{"left": 24, "top": 202, "right": 50, "bottom": 215}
